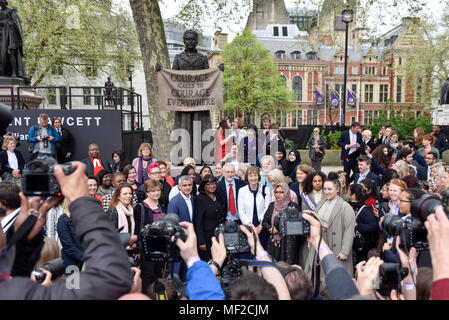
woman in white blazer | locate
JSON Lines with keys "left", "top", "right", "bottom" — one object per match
{"left": 237, "top": 166, "right": 271, "bottom": 248}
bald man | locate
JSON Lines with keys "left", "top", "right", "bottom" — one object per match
{"left": 81, "top": 144, "right": 112, "bottom": 176}
{"left": 174, "top": 157, "right": 200, "bottom": 185}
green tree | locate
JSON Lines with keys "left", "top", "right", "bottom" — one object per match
{"left": 367, "top": 106, "right": 433, "bottom": 140}
{"left": 13, "top": 0, "right": 140, "bottom": 86}
{"left": 221, "top": 28, "right": 296, "bottom": 115}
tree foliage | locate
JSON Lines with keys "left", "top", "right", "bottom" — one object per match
{"left": 12, "top": 0, "right": 140, "bottom": 86}
{"left": 221, "top": 28, "right": 296, "bottom": 115}
{"left": 367, "top": 106, "right": 433, "bottom": 140}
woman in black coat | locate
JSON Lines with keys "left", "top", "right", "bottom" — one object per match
{"left": 0, "top": 136, "right": 25, "bottom": 182}
{"left": 193, "top": 174, "right": 226, "bottom": 262}
{"left": 348, "top": 184, "right": 378, "bottom": 265}
{"left": 133, "top": 179, "right": 167, "bottom": 292}
{"left": 57, "top": 200, "right": 84, "bottom": 271}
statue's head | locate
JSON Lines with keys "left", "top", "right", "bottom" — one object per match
{"left": 183, "top": 29, "right": 198, "bottom": 50}
{"left": 0, "top": 0, "right": 7, "bottom": 9}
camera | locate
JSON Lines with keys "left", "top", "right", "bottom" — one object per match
{"left": 278, "top": 205, "right": 310, "bottom": 236}
{"left": 215, "top": 221, "right": 251, "bottom": 254}
{"left": 411, "top": 192, "right": 449, "bottom": 223}
{"left": 31, "top": 258, "right": 65, "bottom": 284}
{"left": 140, "top": 214, "right": 186, "bottom": 262}
{"left": 21, "top": 156, "right": 75, "bottom": 196}
{"left": 219, "top": 259, "right": 245, "bottom": 296}
{"left": 377, "top": 263, "right": 408, "bottom": 296}
{"left": 382, "top": 192, "right": 449, "bottom": 252}
{"left": 41, "top": 135, "right": 50, "bottom": 148}
{"left": 382, "top": 214, "right": 428, "bottom": 252}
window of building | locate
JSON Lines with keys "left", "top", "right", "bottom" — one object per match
{"left": 306, "top": 109, "right": 318, "bottom": 125}
{"left": 85, "top": 64, "right": 98, "bottom": 77}
{"left": 282, "top": 26, "right": 288, "bottom": 37}
{"left": 380, "top": 84, "right": 389, "bottom": 103}
{"left": 396, "top": 77, "right": 402, "bottom": 103}
{"left": 416, "top": 79, "right": 423, "bottom": 103}
{"left": 275, "top": 50, "right": 285, "bottom": 59}
{"left": 335, "top": 66, "right": 344, "bottom": 74}
{"left": 352, "top": 66, "right": 358, "bottom": 74}
{"left": 94, "top": 88, "right": 102, "bottom": 105}
{"left": 382, "top": 66, "right": 387, "bottom": 75}
{"left": 364, "top": 66, "right": 376, "bottom": 75}
{"left": 364, "top": 84, "right": 374, "bottom": 103}
{"left": 48, "top": 88, "right": 56, "bottom": 105}
{"left": 291, "top": 51, "right": 301, "bottom": 59}
{"left": 363, "top": 110, "right": 379, "bottom": 125}
{"left": 297, "top": 110, "right": 303, "bottom": 125}
{"left": 291, "top": 110, "right": 297, "bottom": 127}
{"left": 292, "top": 76, "right": 302, "bottom": 101}
{"left": 51, "top": 65, "right": 63, "bottom": 76}
{"left": 279, "top": 75, "right": 287, "bottom": 86}
{"left": 83, "top": 88, "right": 91, "bottom": 105}
{"left": 351, "top": 84, "right": 357, "bottom": 94}
{"left": 273, "top": 26, "right": 279, "bottom": 36}
{"left": 306, "top": 52, "right": 317, "bottom": 60}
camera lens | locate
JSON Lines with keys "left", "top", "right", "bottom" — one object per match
{"left": 382, "top": 214, "right": 403, "bottom": 236}
{"left": 411, "top": 194, "right": 442, "bottom": 223}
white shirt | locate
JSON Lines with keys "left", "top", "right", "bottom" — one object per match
{"left": 357, "top": 170, "right": 370, "bottom": 184}
{"left": 1, "top": 207, "right": 20, "bottom": 233}
{"left": 348, "top": 131, "right": 357, "bottom": 155}
{"left": 180, "top": 192, "right": 193, "bottom": 222}
{"left": 6, "top": 151, "right": 18, "bottom": 170}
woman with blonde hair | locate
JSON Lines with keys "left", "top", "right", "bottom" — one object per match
{"left": 259, "top": 155, "right": 276, "bottom": 189}
{"left": 35, "top": 237, "right": 61, "bottom": 270}
{"left": 57, "top": 199, "right": 84, "bottom": 270}
{"left": 267, "top": 169, "right": 298, "bottom": 204}
{"left": 392, "top": 160, "right": 419, "bottom": 188}
{"left": 132, "top": 142, "right": 157, "bottom": 187}
{"left": 0, "top": 135, "right": 25, "bottom": 183}
{"left": 107, "top": 183, "right": 135, "bottom": 234}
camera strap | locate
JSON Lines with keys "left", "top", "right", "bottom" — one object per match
{"left": 240, "top": 259, "right": 278, "bottom": 269}
{"left": 6, "top": 215, "right": 37, "bottom": 249}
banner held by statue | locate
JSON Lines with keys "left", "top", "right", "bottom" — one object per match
{"left": 157, "top": 67, "right": 223, "bottom": 112}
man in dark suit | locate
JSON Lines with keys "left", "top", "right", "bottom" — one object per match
{"left": 338, "top": 122, "right": 363, "bottom": 182}
{"left": 398, "top": 147, "right": 427, "bottom": 181}
{"left": 167, "top": 175, "right": 195, "bottom": 223}
{"left": 216, "top": 163, "right": 246, "bottom": 223}
{"left": 52, "top": 117, "right": 74, "bottom": 164}
{"left": 354, "top": 155, "right": 381, "bottom": 187}
{"left": 81, "top": 144, "right": 112, "bottom": 176}
{"left": 166, "top": 174, "right": 194, "bottom": 281}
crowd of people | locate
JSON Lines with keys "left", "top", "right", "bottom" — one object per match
{"left": 1, "top": 112, "right": 449, "bottom": 301}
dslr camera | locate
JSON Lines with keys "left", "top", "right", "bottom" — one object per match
{"left": 278, "top": 205, "right": 310, "bottom": 236}
{"left": 377, "top": 262, "right": 408, "bottom": 296}
{"left": 21, "top": 156, "right": 75, "bottom": 196}
{"left": 215, "top": 221, "right": 251, "bottom": 255}
{"left": 382, "top": 191, "right": 449, "bottom": 252}
{"left": 31, "top": 258, "right": 65, "bottom": 284}
{"left": 140, "top": 214, "right": 185, "bottom": 262}
{"left": 40, "top": 135, "right": 50, "bottom": 148}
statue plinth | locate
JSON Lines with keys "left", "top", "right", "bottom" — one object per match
{"left": 0, "top": 77, "right": 44, "bottom": 109}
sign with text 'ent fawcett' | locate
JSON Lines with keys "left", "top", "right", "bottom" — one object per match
{"left": 157, "top": 67, "right": 223, "bottom": 112}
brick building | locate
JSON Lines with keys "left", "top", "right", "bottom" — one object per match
{"left": 211, "top": 0, "right": 428, "bottom": 129}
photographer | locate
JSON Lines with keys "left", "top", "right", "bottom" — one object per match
{"left": 174, "top": 221, "right": 225, "bottom": 300}
{"left": 27, "top": 113, "right": 59, "bottom": 160}
{"left": 0, "top": 162, "right": 134, "bottom": 299}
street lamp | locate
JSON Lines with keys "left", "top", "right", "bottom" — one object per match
{"left": 127, "top": 63, "right": 135, "bottom": 131}
{"left": 341, "top": 7, "right": 353, "bottom": 127}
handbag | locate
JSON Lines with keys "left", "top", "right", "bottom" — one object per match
{"left": 353, "top": 205, "right": 367, "bottom": 252}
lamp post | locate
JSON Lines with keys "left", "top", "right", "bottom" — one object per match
{"left": 127, "top": 63, "right": 135, "bottom": 131}
{"left": 341, "top": 8, "right": 353, "bottom": 127}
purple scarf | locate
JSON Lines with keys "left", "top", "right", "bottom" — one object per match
{"left": 137, "top": 157, "right": 153, "bottom": 186}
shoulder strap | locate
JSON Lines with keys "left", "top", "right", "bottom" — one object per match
{"left": 355, "top": 205, "right": 367, "bottom": 219}
{"left": 262, "top": 184, "right": 266, "bottom": 198}
{"left": 139, "top": 203, "right": 145, "bottom": 229}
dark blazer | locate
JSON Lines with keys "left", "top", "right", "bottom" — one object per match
{"left": 338, "top": 130, "right": 363, "bottom": 160}
{"left": 216, "top": 178, "right": 246, "bottom": 214}
{"left": 57, "top": 214, "right": 84, "bottom": 270}
{"left": 353, "top": 170, "right": 381, "bottom": 187}
{"left": 54, "top": 126, "right": 74, "bottom": 163}
{"left": 81, "top": 156, "right": 112, "bottom": 176}
{"left": 167, "top": 192, "right": 195, "bottom": 223}
{"left": 172, "top": 51, "right": 209, "bottom": 71}
{"left": 265, "top": 135, "right": 285, "bottom": 158}
{"left": 193, "top": 193, "right": 226, "bottom": 261}
{"left": 240, "top": 136, "right": 261, "bottom": 167}
{"left": 0, "top": 150, "right": 26, "bottom": 174}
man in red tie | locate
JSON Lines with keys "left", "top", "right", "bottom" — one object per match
{"left": 216, "top": 163, "right": 246, "bottom": 223}
{"left": 81, "top": 144, "right": 112, "bottom": 176}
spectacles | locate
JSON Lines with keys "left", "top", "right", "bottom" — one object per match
{"left": 274, "top": 191, "right": 284, "bottom": 194}
{"left": 150, "top": 171, "right": 161, "bottom": 175}
{"left": 206, "top": 182, "right": 216, "bottom": 186}
{"left": 147, "top": 189, "right": 161, "bottom": 193}
{"left": 399, "top": 199, "right": 411, "bottom": 203}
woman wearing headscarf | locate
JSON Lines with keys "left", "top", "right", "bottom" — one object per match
{"left": 281, "top": 149, "right": 302, "bottom": 181}
{"left": 261, "top": 182, "right": 300, "bottom": 264}
{"left": 308, "top": 127, "right": 325, "bottom": 172}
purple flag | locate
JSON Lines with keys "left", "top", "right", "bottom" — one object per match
{"left": 331, "top": 91, "right": 339, "bottom": 108}
{"left": 348, "top": 90, "right": 356, "bottom": 106}
{"left": 316, "top": 88, "right": 324, "bottom": 105}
